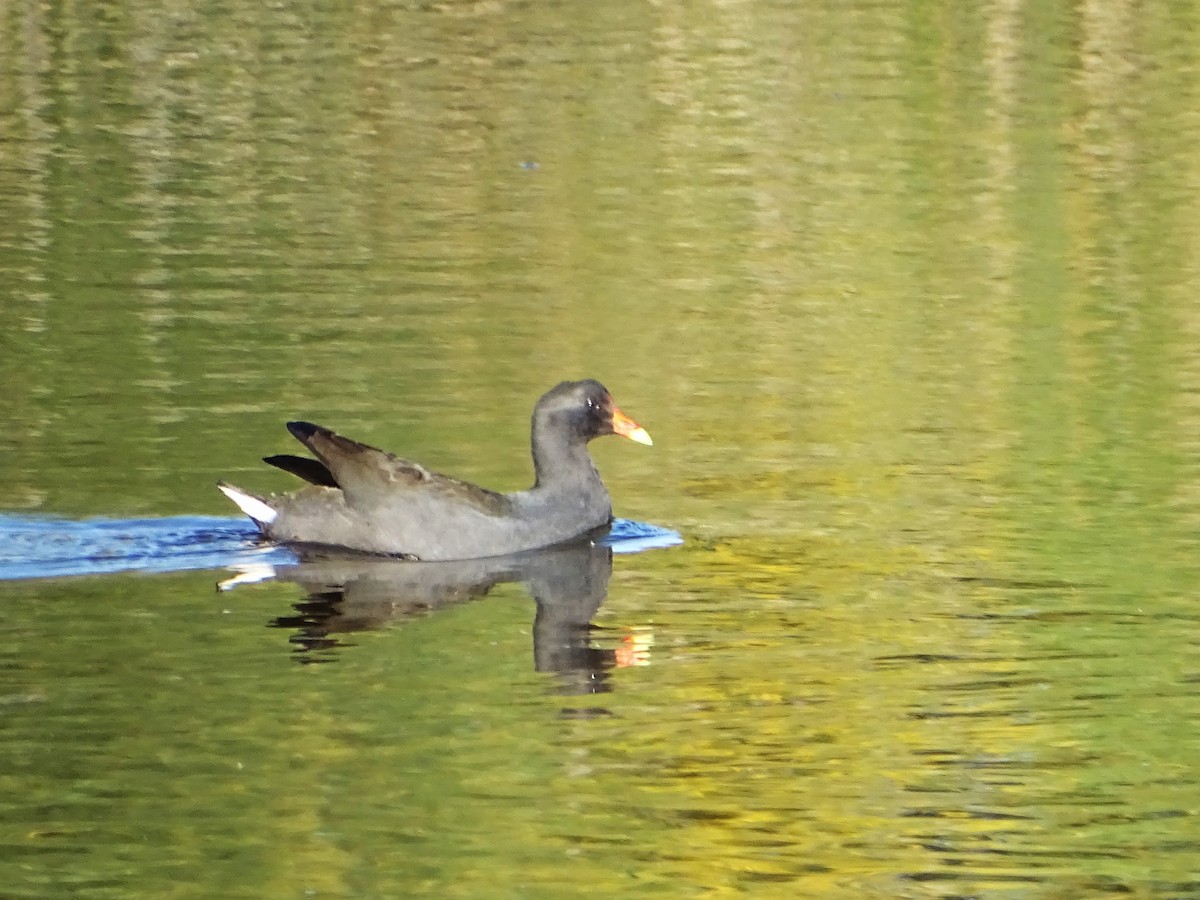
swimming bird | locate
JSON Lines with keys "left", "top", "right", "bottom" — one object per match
{"left": 218, "top": 379, "right": 652, "bottom": 561}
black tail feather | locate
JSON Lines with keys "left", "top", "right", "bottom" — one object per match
{"left": 263, "top": 454, "right": 339, "bottom": 487}
{"left": 287, "top": 420, "right": 323, "bottom": 443}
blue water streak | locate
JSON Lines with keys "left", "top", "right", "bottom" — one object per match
{"left": 0, "top": 515, "right": 680, "bottom": 581}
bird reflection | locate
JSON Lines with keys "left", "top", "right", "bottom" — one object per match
{"left": 230, "top": 535, "right": 648, "bottom": 695}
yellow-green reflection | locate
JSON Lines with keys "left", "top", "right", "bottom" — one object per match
{"left": 3, "top": 0, "right": 1200, "bottom": 896}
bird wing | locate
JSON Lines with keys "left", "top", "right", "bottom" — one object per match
{"left": 285, "top": 421, "right": 509, "bottom": 517}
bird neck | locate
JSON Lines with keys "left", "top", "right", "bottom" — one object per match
{"left": 530, "top": 425, "right": 600, "bottom": 491}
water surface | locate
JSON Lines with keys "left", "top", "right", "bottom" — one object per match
{"left": 4, "top": 0, "right": 1200, "bottom": 896}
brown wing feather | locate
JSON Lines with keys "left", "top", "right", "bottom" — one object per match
{"left": 285, "top": 421, "right": 509, "bottom": 516}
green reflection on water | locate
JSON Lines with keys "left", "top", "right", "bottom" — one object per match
{"left": 4, "top": 0, "right": 1200, "bottom": 895}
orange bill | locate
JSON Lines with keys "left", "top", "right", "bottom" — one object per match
{"left": 611, "top": 407, "right": 653, "bottom": 446}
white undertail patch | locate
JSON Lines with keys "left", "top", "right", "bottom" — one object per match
{"left": 218, "top": 483, "right": 278, "bottom": 526}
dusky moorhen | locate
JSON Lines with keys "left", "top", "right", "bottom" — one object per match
{"left": 218, "top": 379, "right": 652, "bottom": 560}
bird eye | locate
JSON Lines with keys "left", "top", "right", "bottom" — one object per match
{"left": 586, "top": 397, "right": 596, "bottom": 410}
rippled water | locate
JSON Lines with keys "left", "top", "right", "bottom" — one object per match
{"left": 4, "top": 0, "right": 1200, "bottom": 896}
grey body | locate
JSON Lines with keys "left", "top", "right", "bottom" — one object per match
{"left": 264, "top": 442, "right": 612, "bottom": 560}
